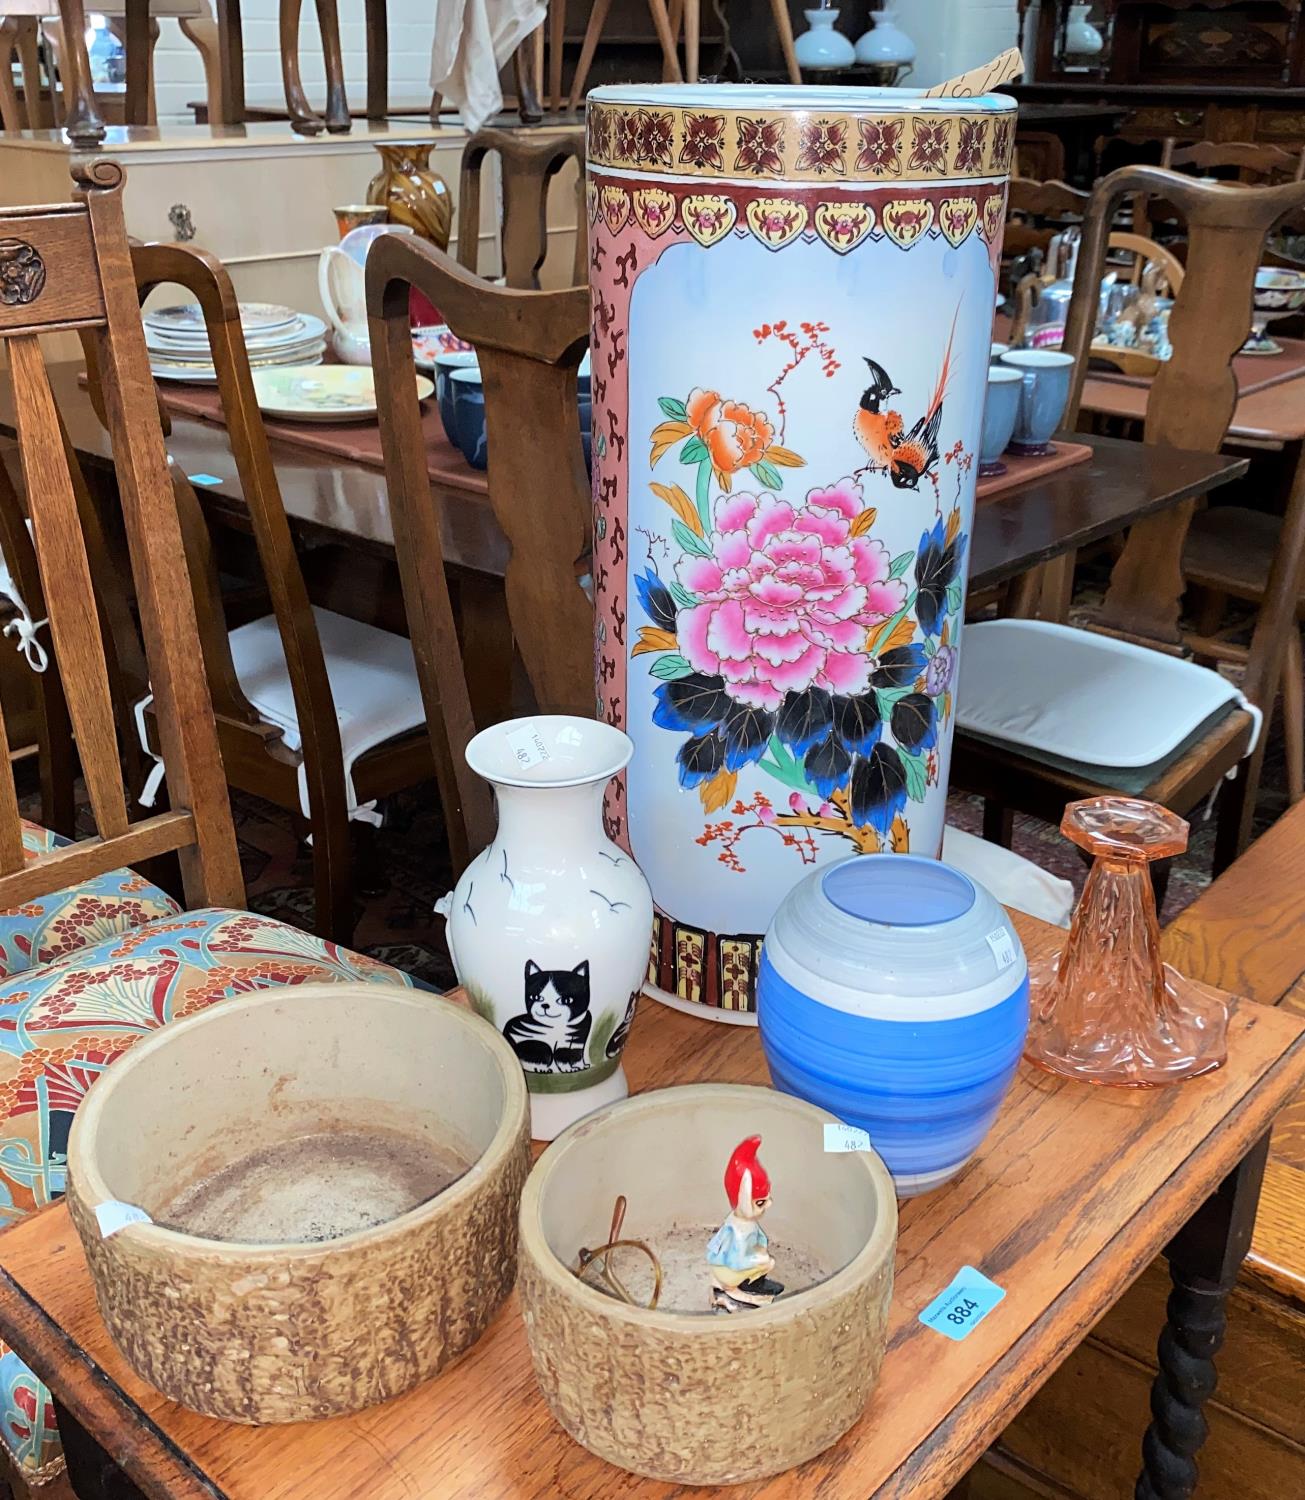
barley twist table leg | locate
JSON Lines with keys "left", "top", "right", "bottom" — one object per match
{"left": 1134, "top": 1133, "right": 1270, "bottom": 1500}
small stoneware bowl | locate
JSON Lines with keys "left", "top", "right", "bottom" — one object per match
{"left": 518, "top": 1082, "right": 897, "bottom": 1485}
{"left": 979, "top": 365, "right": 1023, "bottom": 476}
{"left": 990, "top": 339, "right": 1009, "bottom": 362}
{"left": 67, "top": 984, "right": 530, "bottom": 1424}
{"left": 1000, "top": 348, "right": 1075, "bottom": 456}
{"left": 759, "top": 855, "right": 1028, "bottom": 1196}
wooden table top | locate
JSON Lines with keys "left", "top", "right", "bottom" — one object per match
{"left": 1081, "top": 369, "right": 1305, "bottom": 447}
{"left": 0, "top": 914, "right": 1302, "bottom": 1500}
{"left": 1161, "top": 799, "right": 1305, "bottom": 1311}
{"left": 0, "top": 364, "right": 1249, "bottom": 593}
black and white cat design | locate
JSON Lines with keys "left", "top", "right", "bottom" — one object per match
{"left": 503, "top": 960, "right": 592, "bottom": 1072}
{"left": 606, "top": 990, "right": 638, "bottom": 1059}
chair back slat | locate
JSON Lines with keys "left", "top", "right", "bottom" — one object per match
{"left": 368, "top": 234, "right": 591, "bottom": 862}
{"left": 0, "top": 160, "right": 244, "bottom": 912}
{"left": 8, "top": 332, "right": 129, "bottom": 838}
{"left": 457, "top": 127, "right": 586, "bottom": 289}
{"left": 1062, "top": 166, "right": 1305, "bottom": 645}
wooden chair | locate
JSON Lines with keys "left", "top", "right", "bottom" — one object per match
{"left": 81, "top": 241, "right": 436, "bottom": 942}
{"left": 367, "top": 233, "right": 590, "bottom": 863}
{"left": 1160, "top": 138, "right": 1305, "bottom": 185}
{"left": 457, "top": 125, "right": 586, "bottom": 289}
{"left": 0, "top": 158, "right": 409, "bottom": 1490}
{"left": 1003, "top": 176, "right": 1090, "bottom": 264}
{"left": 952, "top": 166, "right": 1305, "bottom": 873}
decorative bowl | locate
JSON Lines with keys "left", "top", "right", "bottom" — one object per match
{"left": 518, "top": 1082, "right": 897, "bottom": 1485}
{"left": 66, "top": 983, "right": 531, "bottom": 1423}
{"left": 758, "top": 854, "right": 1028, "bottom": 1196}
{"left": 413, "top": 322, "right": 475, "bottom": 368}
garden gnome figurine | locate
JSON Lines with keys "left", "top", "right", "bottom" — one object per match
{"left": 706, "top": 1136, "right": 785, "bottom": 1313}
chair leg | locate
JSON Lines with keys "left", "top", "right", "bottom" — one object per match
{"left": 54, "top": 0, "right": 106, "bottom": 145}
{"left": 0, "top": 22, "right": 20, "bottom": 131}
{"left": 364, "top": 0, "right": 387, "bottom": 120}
{"left": 514, "top": 38, "right": 543, "bottom": 124}
{"left": 982, "top": 799, "right": 1015, "bottom": 848}
{"left": 179, "top": 9, "right": 224, "bottom": 127}
{"left": 768, "top": 0, "right": 801, "bottom": 83}
{"left": 646, "top": 0, "right": 684, "bottom": 83}
{"left": 123, "top": 0, "right": 150, "bottom": 127}
{"left": 568, "top": 0, "right": 614, "bottom": 111}
{"left": 214, "top": 0, "right": 246, "bottom": 124}
{"left": 548, "top": 0, "right": 566, "bottom": 111}
{"left": 312, "top": 805, "right": 355, "bottom": 944}
{"left": 1213, "top": 753, "right": 1259, "bottom": 876}
{"left": 684, "top": 0, "right": 698, "bottom": 82}
{"left": 315, "top": 0, "right": 351, "bottom": 132}
{"left": 1283, "top": 625, "right": 1304, "bottom": 805}
{"left": 280, "top": 0, "right": 325, "bottom": 134}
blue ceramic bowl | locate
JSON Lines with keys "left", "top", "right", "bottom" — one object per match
{"left": 450, "top": 366, "right": 487, "bottom": 470}
{"left": 757, "top": 855, "right": 1028, "bottom": 1197}
{"left": 434, "top": 351, "right": 479, "bottom": 445}
{"left": 445, "top": 365, "right": 591, "bottom": 476}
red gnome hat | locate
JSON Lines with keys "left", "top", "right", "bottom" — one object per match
{"left": 724, "top": 1136, "right": 771, "bottom": 1209}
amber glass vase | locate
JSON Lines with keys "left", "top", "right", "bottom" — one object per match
{"left": 366, "top": 145, "right": 453, "bottom": 250}
{"left": 1025, "top": 797, "right": 1228, "bottom": 1088}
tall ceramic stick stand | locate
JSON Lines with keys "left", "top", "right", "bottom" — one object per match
{"left": 588, "top": 83, "right": 1016, "bottom": 1021}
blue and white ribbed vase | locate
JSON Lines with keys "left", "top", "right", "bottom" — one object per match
{"left": 757, "top": 854, "right": 1028, "bottom": 1196}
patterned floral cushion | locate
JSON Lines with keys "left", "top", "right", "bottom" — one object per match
{"left": 0, "top": 906, "right": 411, "bottom": 1479}
{"left": 0, "top": 823, "right": 182, "bottom": 981}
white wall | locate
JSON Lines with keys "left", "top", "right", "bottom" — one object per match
{"left": 151, "top": 0, "right": 437, "bottom": 123}
{"left": 894, "top": 0, "right": 1023, "bottom": 90}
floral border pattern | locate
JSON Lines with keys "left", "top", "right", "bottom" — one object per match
{"left": 587, "top": 102, "right": 1016, "bottom": 184}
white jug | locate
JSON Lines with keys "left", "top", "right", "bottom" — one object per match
{"left": 317, "top": 223, "right": 414, "bottom": 366}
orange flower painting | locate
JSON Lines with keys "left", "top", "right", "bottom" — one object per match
{"left": 651, "top": 387, "right": 803, "bottom": 492}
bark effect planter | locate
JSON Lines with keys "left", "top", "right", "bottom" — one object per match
{"left": 67, "top": 984, "right": 530, "bottom": 1424}
{"left": 518, "top": 1083, "right": 898, "bottom": 1484}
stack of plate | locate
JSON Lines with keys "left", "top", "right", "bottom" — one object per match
{"left": 144, "top": 302, "right": 328, "bottom": 384}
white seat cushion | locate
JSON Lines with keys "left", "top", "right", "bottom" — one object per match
{"left": 956, "top": 619, "right": 1260, "bottom": 769}
{"left": 138, "top": 608, "right": 427, "bottom": 819}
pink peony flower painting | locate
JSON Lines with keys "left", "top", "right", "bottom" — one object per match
{"left": 674, "top": 479, "right": 905, "bottom": 710}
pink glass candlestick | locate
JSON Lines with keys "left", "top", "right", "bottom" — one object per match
{"left": 1025, "top": 797, "right": 1228, "bottom": 1088}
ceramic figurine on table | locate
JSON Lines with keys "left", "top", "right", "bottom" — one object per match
{"left": 706, "top": 1136, "right": 785, "bottom": 1313}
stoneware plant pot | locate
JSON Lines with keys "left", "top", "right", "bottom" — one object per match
{"left": 587, "top": 82, "right": 1016, "bottom": 1022}
{"left": 441, "top": 716, "right": 654, "bottom": 1142}
{"left": 66, "top": 983, "right": 530, "bottom": 1424}
{"left": 518, "top": 1083, "right": 898, "bottom": 1485}
{"left": 758, "top": 854, "right": 1028, "bottom": 1196}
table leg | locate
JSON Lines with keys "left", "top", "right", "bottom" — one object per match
{"left": 52, "top": 1397, "right": 149, "bottom": 1499}
{"left": 54, "top": 0, "right": 106, "bottom": 146}
{"left": 1134, "top": 1133, "right": 1271, "bottom": 1500}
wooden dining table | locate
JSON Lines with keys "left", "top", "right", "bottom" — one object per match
{"left": 0, "top": 910, "right": 1302, "bottom": 1500}
{"left": 0, "top": 361, "right": 1251, "bottom": 600}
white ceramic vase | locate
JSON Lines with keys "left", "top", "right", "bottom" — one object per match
{"left": 854, "top": 6, "right": 916, "bottom": 69}
{"left": 794, "top": 8, "right": 856, "bottom": 71}
{"left": 1063, "top": 4, "right": 1104, "bottom": 59}
{"left": 440, "top": 717, "right": 654, "bottom": 1141}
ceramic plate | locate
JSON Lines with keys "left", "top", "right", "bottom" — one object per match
{"left": 412, "top": 325, "right": 474, "bottom": 368}
{"left": 148, "top": 314, "right": 328, "bottom": 354}
{"left": 151, "top": 348, "right": 327, "bottom": 384}
{"left": 146, "top": 301, "right": 300, "bottom": 336}
{"left": 250, "top": 365, "right": 433, "bottom": 421}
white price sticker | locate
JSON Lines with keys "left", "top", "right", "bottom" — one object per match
{"left": 94, "top": 1201, "right": 153, "bottom": 1239}
{"left": 824, "top": 1122, "right": 873, "bottom": 1153}
{"left": 985, "top": 927, "right": 1017, "bottom": 970}
{"left": 506, "top": 726, "right": 551, "bottom": 770}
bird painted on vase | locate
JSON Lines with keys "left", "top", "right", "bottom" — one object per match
{"left": 853, "top": 319, "right": 956, "bottom": 491}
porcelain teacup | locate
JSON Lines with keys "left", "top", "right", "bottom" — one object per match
{"left": 1000, "top": 349, "right": 1076, "bottom": 457}
{"left": 979, "top": 366, "right": 1022, "bottom": 477}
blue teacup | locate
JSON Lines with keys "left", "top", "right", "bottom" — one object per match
{"left": 434, "top": 350, "right": 479, "bottom": 445}
{"left": 979, "top": 367, "right": 1022, "bottom": 477}
{"left": 450, "top": 366, "right": 487, "bottom": 470}
{"left": 999, "top": 349, "right": 1076, "bottom": 457}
